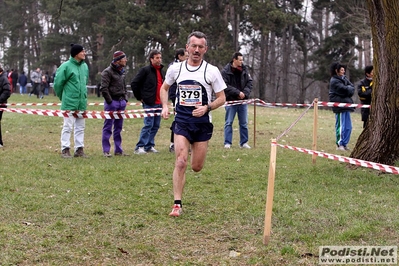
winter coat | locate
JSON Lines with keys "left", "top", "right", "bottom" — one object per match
{"left": 131, "top": 64, "right": 165, "bottom": 105}
{"left": 100, "top": 64, "right": 128, "bottom": 104}
{"left": 18, "top": 74, "right": 28, "bottom": 87}
{"left": 329, "top": 75, "right": 355, "bottom": 113}
{"left": 221, "top": 63, "right": 252, "bottom": 101}
{"left": 357, "top": 77, "right": 373, "bottom": 121}
{"left": 0, "top": 72, "right": 11, "bottom": 105}
{"left": 53, "top": 57, "right": 89, "bottom": 111}
{"left": 30, "top": 70, "right": 41, "bottom": 84}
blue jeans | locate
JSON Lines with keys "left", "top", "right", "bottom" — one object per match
{"left": 135, "top": 103, "right": 161, "bottom": 151}
{"left": 224, "top": 104, "right": 249, "bottom": 146}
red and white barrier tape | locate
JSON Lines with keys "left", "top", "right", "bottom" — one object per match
{"left": 0, "top": 108, "right": 171, "bottom": 119}
{"left": 5, "top": 99, "right": 370, "bottom": 109}
{"left": 273, "top": 142, "right": 399, "bottom": 174}
{"left": 6, "top": 102, "right": 164, "bottom": 106}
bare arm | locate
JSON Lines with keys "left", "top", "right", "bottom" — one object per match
{"left": 160, "top": 81, "right": 171, "bottom": 119}
{"left": 192, "top": 90, "right": 226, "bottom": 117}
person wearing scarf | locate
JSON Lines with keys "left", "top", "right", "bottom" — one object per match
{"left": 100, "top": 51, "right": 129, "bottom": 157}
{"left": 131, "top": 49, "right": 165, "bottom": 154}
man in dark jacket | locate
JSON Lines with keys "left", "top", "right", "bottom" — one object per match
{"left": 328, "top": 62, "right": 355, "bottom": 151}
{"left": 0, "top": 66, "right": 11, "bottom": 147}
{"left": 357, "top": 65, "right": 373, "bottom": 128}
{"left": 100, "top": 51, "right": 129, "bottom": 157}
{"left": 131, "top": 49, "right": 165, "bottom": 154}
{"left": 18, "top": 71, "right": 28, "bottom": 94}
{"left": 221, "top": 52, "right": 253, "bottom": 149}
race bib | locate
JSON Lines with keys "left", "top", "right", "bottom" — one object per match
{"left": 179, "top": 84, "right": 202, "bottom": 106}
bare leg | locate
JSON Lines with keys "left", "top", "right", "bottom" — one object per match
{"left": 172, "top": 134, "right": 190, "bottom": 201}
{"left": 190, "top": 140, "right": 208, "bottom": 172}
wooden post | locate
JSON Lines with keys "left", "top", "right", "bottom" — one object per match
{"left": 253, "top": 99, "right": 256, "bottom": 148}
{"left": 263, "top": 138, "right": 277, "bottom": 245}
{"left": 312, "top": 98, "right": 318, "bottom": 164}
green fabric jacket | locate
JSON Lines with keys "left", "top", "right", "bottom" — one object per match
{"left": 54, "top": 57, "right": 89, "bottom": 111}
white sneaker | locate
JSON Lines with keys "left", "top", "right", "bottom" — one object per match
{"left": 240, "top": 143, "right": 251, "bottom": 149}
{"left": 224, "top": 144, "right": 231, "bottom": 149}
{"left": 147, "top": 147, "right": 159, "bottom": 153}
{"left": 0, "top": 144, "right": 3, "bottom": 148}
{"left": 134, "top": 147, "right": 147, "bottom": 155}
{"left": 336, "top": 145, "right": 346, "bottom": 151}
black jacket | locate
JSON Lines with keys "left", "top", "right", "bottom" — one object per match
{"left": 328, "top": 75, "right": 355, "bottom": 113}
{"left": 221, "top": 63, "right": 252, "bottom": 101}
{"left": 131, "top": 64, "right": 165, "bottom": 105}
{"left": 100, "top": 64, "right": 128, "bottom": 104}
{"left": 357, "top": 77, "right": 373, "bottom": 121}
{"left": 0, "top": 72, "right": 11, "bottom": 106}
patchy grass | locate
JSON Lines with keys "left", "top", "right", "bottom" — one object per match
{"left": 0, "top": 94, "right": 397, "bottom": 265}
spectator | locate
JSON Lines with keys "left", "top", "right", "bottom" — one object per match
{"left": 41, "top": 71, "right": 50, "bottom": 97}
{"left": 0, "top": 66, "right": 11, "bottom": 147}
{"left": 328, "top": 62, "right": 355, "bottom": 151}
{"left": 357, "top": 65, "right": 373, "bottom": 128}
{"left": 54, "top": 43, "right": 89, "bottom": 158}
{"left": 100, "top": 51, "right": 129, "bottom": 157}
{"left": 29, "top": 67, "right": 41, "bottom": 98}
{"left": 131, "top": 49, "right": 165, "bottom": 154}
{"left": 18, "top": 71, "right": 28, "bottom": 94}
{"left": 11, "top": 69, "right": 18, "bottom": 93}
{"left": 221, "top": 52, "right": 253, "bottom": 149}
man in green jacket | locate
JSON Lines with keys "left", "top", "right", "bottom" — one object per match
{"left": 54, "top": 43, "right": 89, "bottom": 158}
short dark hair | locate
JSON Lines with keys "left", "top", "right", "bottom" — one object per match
{"left": 174, "top": 48, "right": 186, "bottom": 60}
{"left": 330, "top": 62, "right": 345, "bottom": 77}
{"left": 187, "top": 31, "right": 207, "bottom": 46}
{"left": 232, "top": 52, "right": 243, "bottom": 61}
{"left": 365, "top": 65, "right": 373, "bottom": 75}
{"left": 148, "top": 49, "right": 161, "bottom": 62}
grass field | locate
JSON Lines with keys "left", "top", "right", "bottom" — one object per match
{"left": 0, "top": 94, "right": 398, "bottom": 265}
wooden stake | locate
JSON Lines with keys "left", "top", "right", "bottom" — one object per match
{"left": 263, "top": 138, "right": 277, "bottom": 245}
{"left": 253, "top": 99, "right": 256, "bottom": 148}
{"left": 312, "top": 98, "right": 318, "bottom": 164}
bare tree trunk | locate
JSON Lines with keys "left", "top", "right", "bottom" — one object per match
{"left": 258, "top": 33, "right": 268, "bottom": 100}
{"left": 228, "top": 3, "right": 240, "bottom": 51}
{"left": 281, "top": 25, "right": 292, "bottom": 103}
{"left": 364, "top": 39, "right": 372, "bottom": 65}
{"left": 351, "top": 0, "right": 399, "bottom": 165}
{"left": 358, "top": 38, "right": 363, "bottom": 67}
{"left": 269, "top": 31, "right": 277, "bottom": 102}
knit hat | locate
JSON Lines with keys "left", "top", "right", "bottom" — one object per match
{"left": 70, "top": 43, "right": 84, "bottom": 58}
{"left": 113, "top": 51, "right": 126, "bottom": 62}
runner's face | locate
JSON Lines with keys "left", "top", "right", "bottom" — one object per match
{"left": 186, "top": 36, "right": 207, "bottom": 63}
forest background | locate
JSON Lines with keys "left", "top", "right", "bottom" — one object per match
{"left": 0, "top": 0, "right": 371, "bottom": 104}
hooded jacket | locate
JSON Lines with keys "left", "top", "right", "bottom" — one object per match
{"left": 54, "top": 57, "right": 89, "bottom": 111}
